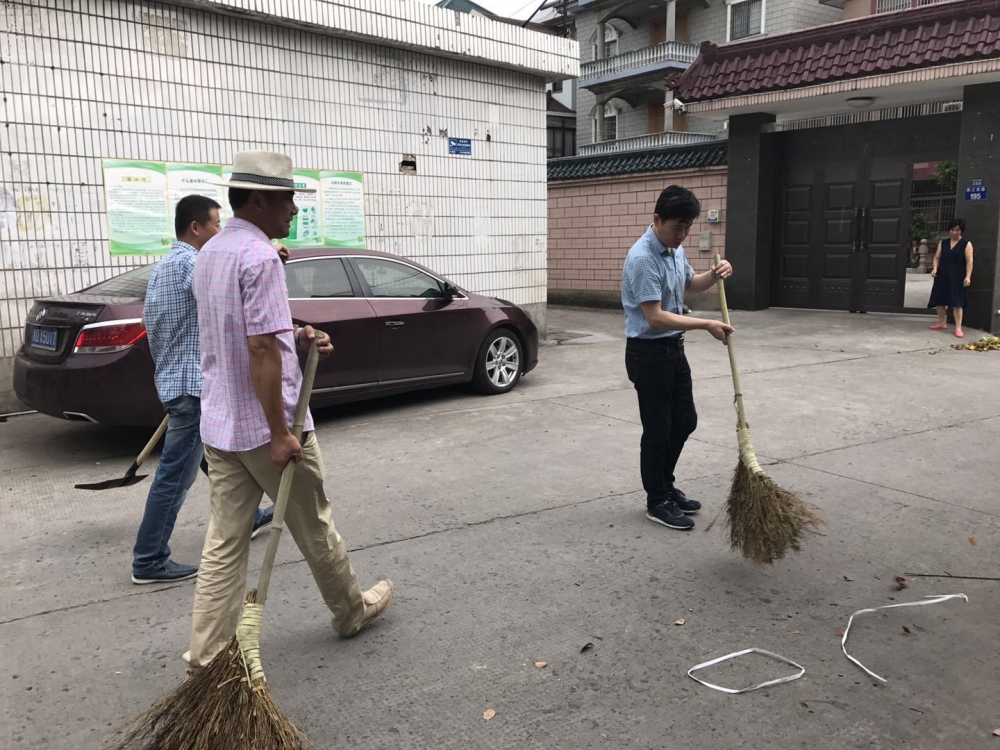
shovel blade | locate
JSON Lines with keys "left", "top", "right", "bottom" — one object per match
{"left": 74, "top": 473, "right": 149, "bottom": 491}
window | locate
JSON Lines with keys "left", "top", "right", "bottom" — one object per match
{"left": 85, "top": 263, "right": 157, "bottom": 300}
{"left": 354, "top": 258, "right": 444, "bottom": 299}
{"left": 728, "top": 0, "right": 764, "bottom": 42}
{"left": 591, "top": 23, "right": 619, "bottom": 59}
{"left": 548, "top": 124, "right": 577, "bottom": 159}
{"left": 552, "top": 81, "right": 563, "bottom": 93}
{"left": 285, "top": 258, "right": 355, "bottom": 298}
{"left": 593, "top": 102, "right": 618, "bottom": 142}
{"left": 604, "top": 113, "right": 618, "bottom": 141}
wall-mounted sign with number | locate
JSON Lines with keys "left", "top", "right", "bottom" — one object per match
{"left": 964, "top": 178, "right": 988, "bottom": 202}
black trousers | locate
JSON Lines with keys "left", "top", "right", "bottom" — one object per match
{"left": 625, "top": 337, "right": 698, "bottom": 509}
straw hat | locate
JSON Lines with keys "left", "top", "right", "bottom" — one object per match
{"left": 216, "top": 151, "right": 315, "bottom": 193}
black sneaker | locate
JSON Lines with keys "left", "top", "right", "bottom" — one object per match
{"left": 646, "top": 501, "right": 695, "bottom": 530}
{"left": 251, "top": 508, "right": 274, "bottom": 540}
{"left": 131, "top": 559, "right": 199, "bottom": 585}
{"left": 673, "top": 488, "right": 701, "bottom": 515}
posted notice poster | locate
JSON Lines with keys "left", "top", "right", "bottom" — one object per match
{"left": 167, "top": 163, "right": 225, "bottom": 221}
{"left": 282, "top": 170, "right": 322, "bottom": 248}
{"left": 102, "top": 160, "right": 365, "bottom": 256}
{"left": 321, "top": 171, "right": 366, "bottom": 249}
{"left": 103, "top": 160, "right": 172, "bottom": 255}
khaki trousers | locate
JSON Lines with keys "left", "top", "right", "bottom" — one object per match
{"left": 186, "top": 433, "right": 365, "bottom": 667}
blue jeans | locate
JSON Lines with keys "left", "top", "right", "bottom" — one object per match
{"left": 132, "top": 395, "right": 273, "bottom": 575}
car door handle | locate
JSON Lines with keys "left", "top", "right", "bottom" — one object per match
{"left": 384, "top": 320, "right": 404, "bottom": 329}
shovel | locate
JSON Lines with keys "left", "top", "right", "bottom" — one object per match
{"left": 75, "top": 414, "right": 169, "bottom": 491}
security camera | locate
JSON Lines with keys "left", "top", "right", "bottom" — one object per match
{"left": 668, "top": 99, "right": 686, "bottom": 113}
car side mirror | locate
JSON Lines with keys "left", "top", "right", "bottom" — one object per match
{"left": 441, "top": 282, "right": 459, "bottom": 300}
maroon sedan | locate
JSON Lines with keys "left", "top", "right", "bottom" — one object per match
{"left": 14, "top": 248, "right": 538, "bottom": 427}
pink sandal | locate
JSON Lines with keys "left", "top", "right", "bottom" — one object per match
{"left": 929, "top": 323, "right": 946, "bottom": 330}
{"left": 955, "top": 330, "right": 965, "bottom": 338}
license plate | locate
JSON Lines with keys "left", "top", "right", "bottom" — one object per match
{"left": 30, "top": 326, "right": 59, "bottom": 352}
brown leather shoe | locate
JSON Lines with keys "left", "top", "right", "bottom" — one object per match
{"left": 337, "top": 579, "right": 394, "bottom": 638}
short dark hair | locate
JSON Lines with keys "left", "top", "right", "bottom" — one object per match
{"left": 949, "top": 218, "right": 966, "bottom": 232}
{"left": 654, "top": 185, "right": 701, "bottom": 224}
{"left": 229, "top": 187, "right": 253, "bottom": 211}
{"left": 175, "top": 195, "right": 221, "bottom": 238}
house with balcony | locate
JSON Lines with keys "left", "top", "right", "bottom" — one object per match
{"left": 567, "top": 0, "right": 844, "bottom": 156}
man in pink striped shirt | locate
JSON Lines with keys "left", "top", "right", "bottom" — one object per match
{"left": 185, "top": 151, "right": 393, "bottom": 667}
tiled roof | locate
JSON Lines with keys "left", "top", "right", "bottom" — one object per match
{"left": 547, "top": 141, "right": 727, "bottom": 181}
{"left": 671, "top": 0, "right": 1000, "bottom": 103}
{"left": 436, "top": 0, "right": 491, "bottom": 13}
{"left": 491, "top": 15, "right": 567, "bottom": 36}
{"left": 547, "top": 93, "right": 575, "bottom": 114}
{"left": 436, "top": 0, "right": 568, "bottom": 36}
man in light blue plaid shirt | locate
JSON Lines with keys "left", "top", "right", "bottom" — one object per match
{"left": 622, "top": 185, "right": 734, "bottom": 532}
{"left": 132, "top": 195, "right": 275, "bottom": 584}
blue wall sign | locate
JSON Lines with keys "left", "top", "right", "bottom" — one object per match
{"left": 964, "top": 179, "right": 988, "bottom": 201}
{"left": 448, "top": 138, "right": 472, "bottom": 156}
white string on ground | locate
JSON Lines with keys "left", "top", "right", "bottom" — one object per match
{"left": 687, "top": 648, "right": 805, "bottom": 694}
{"left": 841, "top": 593, "right": 969, "bottom": 682}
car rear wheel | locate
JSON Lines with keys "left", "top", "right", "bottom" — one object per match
{"left": 473, "top": 329, "right": 523, "bottom": 395}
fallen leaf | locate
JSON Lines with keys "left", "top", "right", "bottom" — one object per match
{"left": 675, "top": 618, "right": 686, "bottom": 626}
{"left": 993, "top": 728, "right": 1000, "bottom": 737}
{"left": 791, "top": 630, "right": 801, "bottom": 634}
{"left": 837, "top": 627, "right": 846, "bottom": 636}
{"left": 580, "top": 642, "right": 594, "bottom": 653}
{"left": 902, "top": 626, "right": 912, "bottom": 635}
{"left": 534, "top": 661, "right": 547, "bottom": 669}
{"left": 799, "top": 700, "right": 809, "bottom": 708}
{"left": 969, "top": 537, "right": 978, "bottom": 547}
{"left": 843, "top": 575, "right": 854, "bottom": 582}
{"left": 483, "top": 709, "right": 496, "bottom": 721}
{"left": 893, "top": 576, "right": 908, "bottom": 590}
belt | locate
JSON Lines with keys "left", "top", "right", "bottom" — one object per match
{"left": 627, "top": 335, "right": 684, "bottom": 348}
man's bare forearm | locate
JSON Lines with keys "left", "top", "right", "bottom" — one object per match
{"left": 247, "top": 334, "right": 290, "bottom": 438}
{"left": 644, "top": 308, "right": 714, "bottom": 332}
{"left": 686, "top": 271, "right": 719, "bottom": 293}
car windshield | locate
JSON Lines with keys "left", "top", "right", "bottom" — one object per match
{"left": 83, "top": 263, "right": 159, "bottom": 300}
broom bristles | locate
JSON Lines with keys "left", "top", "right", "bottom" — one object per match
{"left": 107, "top": 592, "right": 309, "bottom": 750}
{"left": 725, "top": 457, "right": 822, "bottom": 565}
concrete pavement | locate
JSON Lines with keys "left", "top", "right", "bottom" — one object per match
{"left": 2, "top": 306, "right": 999, "bottom": 749}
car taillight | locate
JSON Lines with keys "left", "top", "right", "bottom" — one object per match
{"left": 74, "top": 320, "right": 147, "bottom": 354}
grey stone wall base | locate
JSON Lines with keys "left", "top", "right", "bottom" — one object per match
{"left": 519, "top": 302, "right": 548, "bottom": 342}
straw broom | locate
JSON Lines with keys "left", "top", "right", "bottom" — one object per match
{"left": 108, "top": 339, "right": 322, "bottom": 750}
{"left": 714, "top": 256, "right": 822, "bottom": 564}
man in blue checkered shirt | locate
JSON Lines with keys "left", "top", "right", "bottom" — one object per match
{"left": 132, "top": 196, "right": 275, "bottom": 584}
{"left": 622, "top": 185, "right": 733, "bottom": 532}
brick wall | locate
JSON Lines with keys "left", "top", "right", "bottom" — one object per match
{"left": 548, "top": 167, "right": 728, "bottom": 305}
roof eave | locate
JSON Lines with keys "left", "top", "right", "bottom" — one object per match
{"left": 685, "top": 58, "right": 1000, "bottom": 118}
{"left": 163, "top": 0, "right": 580, "bottom": 79}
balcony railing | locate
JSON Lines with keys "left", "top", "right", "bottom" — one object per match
{"left": 579, "top": 131, "right": 719, "bottom": 156}
{"left": 878, "top": 0, "right": 950, "bottom": 10}
{"left": 580, "top": 41, "right": 700, "bottom": 84}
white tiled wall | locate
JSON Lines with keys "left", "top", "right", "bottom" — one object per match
{"left": 0, "top": 0, "right": 575, "bottom": 372}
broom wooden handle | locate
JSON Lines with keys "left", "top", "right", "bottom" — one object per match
{"left": 136, "top": 415, "right": 170, "bottom": 468}
{"left": 715, "top": 255, "right": 749, "bottom": 431}
{"left": 253, "top": 336, "right": 322, "bottom": 607}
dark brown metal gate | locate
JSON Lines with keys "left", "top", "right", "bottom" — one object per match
{"left": 772, "top": 114, "right": 961, "bottom": 312}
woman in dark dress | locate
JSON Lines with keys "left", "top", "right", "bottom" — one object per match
{"left": 928, "top": 218, "right": 974, "bottom": 338}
